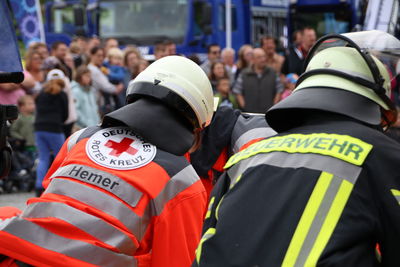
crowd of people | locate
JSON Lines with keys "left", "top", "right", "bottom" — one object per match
{"left": 3, "top": 26, "right": 399, "bottom": 196}
{"left": 0, "top": 28, "right": 399, "bottom": 266}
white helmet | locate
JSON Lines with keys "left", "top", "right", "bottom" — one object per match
{"left": 126, "top": 56, "right": 214, "bottom": 129}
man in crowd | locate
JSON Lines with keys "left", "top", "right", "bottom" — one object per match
{"left": 282, "top": 27, "right": 316, "bottom": 75}
{"left": 233, "top": 48, "right": 283, "bottom": 113}
{"left": 201, "top": 44, "right": 221, "bottom": 75}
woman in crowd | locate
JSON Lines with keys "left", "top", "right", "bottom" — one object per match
{"left": 208, "top": 61, "right": 229, "bottom": 93}
{"left": 24, "top": 50, "right": 44, "bottom": 96}
{"left": 236, "top": 44, "right": 254, "bottom": 79}
{"left": 88, "top": 46, "right": 124, "bottom": 116}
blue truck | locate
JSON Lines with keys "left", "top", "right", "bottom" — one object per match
{"left": 13, "top": 0, "right": 399, "bottom": 55}
{"left": 43, "top": 0, "right": 287, "bottom": 55}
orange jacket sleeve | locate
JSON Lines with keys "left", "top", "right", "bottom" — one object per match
{"left": 150, "top": 180, "right": 207, "bottom": 267}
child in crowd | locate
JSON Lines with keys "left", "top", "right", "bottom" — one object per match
{"left": 103, "top": 47, "right": 127, "bottom": 109}
{"left": 281, "top": 73, "right": 299, "bottom": 100}
{"left": 214, "top": 77, "right": 239, "bottom": 109}
{"left": 34, "top": 69, "right": 69, "bottom": 196}
{"left": 105, "top": 47, "right": 127, "bottom": 85}
{"left": 71, "top": 66, "right": 101, "bottom": 130}
{"left": 9, "top": 95, "right": 37, "bottom": 163}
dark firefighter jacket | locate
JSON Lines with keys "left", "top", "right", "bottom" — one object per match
{"left": 194, "top": 113, "right": 400, "bottom": 267}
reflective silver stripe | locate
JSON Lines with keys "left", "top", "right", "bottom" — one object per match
{"left": 233, "top": 128, "right": 276, "bottom": 154}
{"left": 228, "top": 151, "right": 361, "bottom": 184}
{"left": 140, "top": 165, "right": 201, "bottom": 232}
{"left": 0, "top": 216, "right": 136, "bottom": 266}
{"left": 45, "top": 179, "right": 147, "bottom": 240}
{"left": 231, "top": 114, "right": 276, "bottom": 154}
{"left": 153, "top": 165, "right": 200, "bottom": 215}
{"left": 50, "top": 164, "right": 142, "bottom": 207}
{"left": 22, "top": 202, "right": 136, "bottom": 255}
{"left": 67, "top": 128, "right": 86, "bottom": 152}
{"left": 294, "top": 176, "right": 342, "bottom": 266}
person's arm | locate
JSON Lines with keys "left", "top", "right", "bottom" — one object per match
{"left": 9, "top": 118, "right": 24, "bottom": 140}
{"left": 151, "top": 177, "right": 207, "bottom": 267}
{"left": 273, "top": 73, "right": 284, "bottom": 104}
{"left": 233, "top": 73, "right": 245, "bottom": 109}
{"left": 0, "top": 83, "right": 19, "bottom": 91}
{"left": 90, "top": 65, "right": 117, "bottom": 94}
{"left": 60, "top": 92, "right": 69, "bottom": 123}
{"left": 20, "top": 71, "right": 35, "bottom": 91}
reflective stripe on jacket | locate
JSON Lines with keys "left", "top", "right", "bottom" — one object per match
{"left": 194, "top": 118, "right": 400, "bottom": 266}
{"left": 0, "top": 126, "right": 206, "bottom": 267}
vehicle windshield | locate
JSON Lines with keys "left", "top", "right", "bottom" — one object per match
{"left": 99, "top": 0, "right": 188, "bottom": 45}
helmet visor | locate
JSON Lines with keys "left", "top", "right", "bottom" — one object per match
{"left": 306, "top": 30, "right": 400, "bottom": 84}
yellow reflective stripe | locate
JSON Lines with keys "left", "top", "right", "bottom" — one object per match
{"left": 304, "top": 179, "right": 353, "bottom": 266}
{"left": 215, "top": 196, "right": 225, "bottom": 221}
{"left": 282, "top": 172, "right": 333, "bottom": 267}
{"left": 205, "top": 197, "right": 215, "bottom": 219}
{"left": 225, "top": 133, "right": 373, "bottom": 169}
{"left": 196, "top": 227, "right": 216, "bottom": 264}
{"left": 391, "top": 189, "right": 400, "bottom": 196}
{"left": 229, "top": 174, "right": 242, "bottom": 189}
{"left": 391, "top": 189, "right": 400, "bottom": 205}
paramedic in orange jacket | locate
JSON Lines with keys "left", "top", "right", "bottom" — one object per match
{"left": 0, "top": 56, "right": 214, "bottom": 267}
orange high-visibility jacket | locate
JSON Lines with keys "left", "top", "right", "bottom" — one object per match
{"left": 0, "top": 126, "right": 207, "bottom": 267}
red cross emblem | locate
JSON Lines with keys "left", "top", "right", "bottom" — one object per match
{"left": 105, "top": 138, "right": 138, "bottom": 157}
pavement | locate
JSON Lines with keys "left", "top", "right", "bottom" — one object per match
{"left": 0, "top": 192, "right": 34, "bottom": 210}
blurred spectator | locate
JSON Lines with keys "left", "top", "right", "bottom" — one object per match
{"left": 105, "top": 47, "right": 127, "bottom": 85}
{"left": 280, "top": 73, "right": 299, "bottom": 101}
{"left": 164, "top": 39, "right": 177, "bottom": 56}
{"left": 24, "top": 50, "right": 44, "bottom": 95}
{"left": 10, "top": 95, "right": 36, "bottom": 163}
{"left": 34, "top": 69, "right": 69, "bottom": 196}
{"left": 208, "top": 62, "right": 229, "bottom": 93}
{"left": 88, "top": 46, "right": 123, "bottom": 116}
{"left": 87, "top": 36, "right": 101, "bottom": 54}
{"left": 138, "top": 59, "right": 149, "bottom": 73}
{"left": 214, "top": 77, "right": 238, "bottom": 109}
{"left": 0, "top": 74, "right": 35, "bottom": 105}
{"left": 201, "top": 44, "right": 221, "bottom": 74}
{"left": 292, "top": 29, "right": 303, "bottom": 47}
{"left": 71, "top": 66, "right": 101, "bottom": 130}
{"left": 236, "top": 44, "right": 253, "bottom": 79}
{"left": 70, "top": 36, "right": 88, "bottom": 67}
{"left": 188, "top": 54, "right": 201, "bottom": 65}
{"left": 104, "top": 38, "right": 119, "bottom": 57}
{"left": 282, "top": 27, "right": 316, "bottom": 75}
{"left": 64, "top": 52, "right": 76, "bottom": 80}
{"left": 51, "top": 41, "right": 73, "bottom": 80}
{"left": 104, "top": 47, "right": 127, "bottom": 108}
{"left": 260, "top": 35, "right": 284, "bottom": 74}
{"left": 28, "top": 42, "right": 49, "bottom": 60}
{"left": 233, "top": 48, "right": 283, "bottom": 112}
{"left": 123, "top": 47, "right": 142, "bottom": 83}
{"left": 221, "top": 47, "right": 237, "bottom": 83}
{"left": 154, "top": 42, "right": 168, "bottom": 60}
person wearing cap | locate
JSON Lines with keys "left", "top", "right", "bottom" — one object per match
{"left": 0, "top": 56, "right": 214, "bottom": 267}
{"left": 194, "top": 31, "right": 400, "bottom": 266}
{"left": 33, "top": 69, "right": 69, "bottom": 197}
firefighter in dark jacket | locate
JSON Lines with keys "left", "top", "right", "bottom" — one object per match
{"left": 194, "top": 30, "right": 400, "bottom": 267}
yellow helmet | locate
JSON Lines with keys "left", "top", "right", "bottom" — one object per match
{"left": 267, "top": 30, "right": 400, "bottom": 132}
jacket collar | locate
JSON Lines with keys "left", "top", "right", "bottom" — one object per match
{"left": 101, "top": 98, "right": 194, "bottom": 156}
